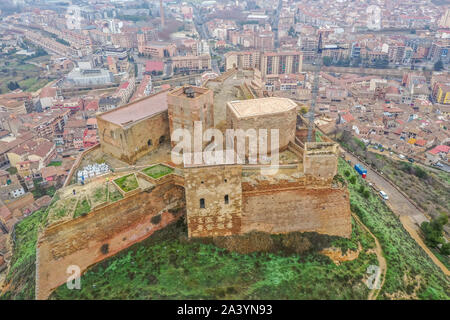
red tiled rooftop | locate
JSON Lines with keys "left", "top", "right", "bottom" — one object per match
{"left": 429, "top": 145, "right": 450, "bottom": 155}
{"left": 145, "top": 61, "right": 164, "bottom": 73}
{"left": 415, "top": 139, "right": 427, "bottom": 147}
{"left": 85, "top": 100, "right": 99, "bottom": 111}
{"left": 86, "top": 118, "right": 97, "bottom": 125}
{"left": 341, "top": 112, "right": 355, "bottom": 123}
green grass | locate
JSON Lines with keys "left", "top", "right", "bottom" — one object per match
{"left": 114, "top": 174, "right": 139, "bottom": 192}
{"left": 73, "top": 198, "right": 91, "bottom": 219}
{"left": 50, "top": 219, "right": 378, "bottom": 300}
{"left": 0, "top": 207, "right": 48, "bottom": 300}
{"left": 92, "top": 187, "right": 107, "bottom": 203}
{"left": 338, "top": 158, "right": 450, "bottom": 299}
{"left": 47, "top": 161, "right": 62, "bottom": 167}
{"left": 142, "top": 164, "right": 174, "bottom": 179}
{"left": 0, "top": 55, "right": 50, "bottom": 93}
{"left": 431, "top": 248, "right": 450, "bottom": 270}
{"left": 109, "top": 187, "right": 124, "bottom": 202}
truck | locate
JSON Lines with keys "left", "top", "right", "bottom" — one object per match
{"left": 354, "top": 163, "right": 367, "bottom": 179}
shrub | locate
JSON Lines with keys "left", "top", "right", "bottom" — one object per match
{"left": 344, "top": 170, "right": 350, "bottom": 177}
{"left": 358, "top": 185, "right": 365, "bottom": 194}
{"left": 100, "top": 244, "right": 109, "bottom": 255}
{"left": 151, "top": 215, "right": 162, "bottom": 225}
{"left": 363, "top": 190, "right": 370, "bottom": 199}
{"left": 349, "top": 176, "right": 356, "bottom": 184}
{"left": 441, "top": 243, "right": 450, "bottom": 256}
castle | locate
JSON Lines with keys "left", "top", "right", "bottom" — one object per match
{"left": 35, "top": 78, "right": 351, "bottom": 299}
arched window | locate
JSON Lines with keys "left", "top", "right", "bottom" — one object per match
{"left": 224, "top": 195, "right": 229, "bottom": 205}
{"left": 200, "top": 198, "right": 205, "bottom": 209}
{"left": 148, "top": 139, "right": 153, "bottom": 147}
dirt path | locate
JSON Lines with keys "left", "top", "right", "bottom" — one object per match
{"left": 400, "top": 216, "right": 450, "bottom": 276}
{"left": 351, "top": 213, "right": 387, "bottom": 300}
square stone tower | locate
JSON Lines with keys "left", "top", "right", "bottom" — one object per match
{"left": 184, "top": 164, "right": 242, "bottom": 238}
{"left": 167, "top": 86, "right": 214, "bottom": 151}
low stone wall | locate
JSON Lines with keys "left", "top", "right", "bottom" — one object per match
{"left": 63, "top": 144, "right": 100, "bottom": 188}
{"left": 36, "top": 180, "right": 185, "bottom": 300}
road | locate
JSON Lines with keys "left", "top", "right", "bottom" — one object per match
{"left": 343, "top": 151, "right": 428, "bottom": 227}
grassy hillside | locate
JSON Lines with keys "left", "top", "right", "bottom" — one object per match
{"left": 338, "top": 159, "right": 449, "bottom": 299}
{"left": 50, "top": 218, "right": 376, "bottom": 300}
{"left": 0, "top": 207, "right": 48, "bottom": 300}
{"left": 2, "top": 158, "right": 448, "bottom": 300}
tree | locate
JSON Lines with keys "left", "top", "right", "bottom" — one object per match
{"left": 7, "top": 81, "right": 20, "bottom": 91}
{"left": 323, "top": 56, "right": 332, "bottom": 66}
{"left": 300, "top": 106, "right": 308, "bottom": 114}
{"left": 434, "top": 60, "right": 444, "bottom": 71}
{"left": 288, "top": 26, "right": 296, "bottom": 37}
{"left": 421, "top": 213, "right": 448, "bottom": 248}
{"left": 363, "top": 190, "right": 370, "bottom": 199}
{"left": 441, "top": 243, "right": 450, "bottom": 255}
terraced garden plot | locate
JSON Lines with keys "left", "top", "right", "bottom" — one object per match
{"left": 73, "top": 197, "right": 92, "bottom": 219}
{"left": 91, "top": 186, "right": 108, "bottom": 207}
{"left": 108, "top": 184, "right": 124, "bottom": 202}
{"left": 45, "top": 197, "right": 77, "bottom": 226}
{"left": 114, "top": 174, "right": 139, "bottom": 192}
{"left": 142, "top": 164, "right": 174, "bottom": 179}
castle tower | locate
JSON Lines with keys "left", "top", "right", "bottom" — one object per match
{"left": 167, "top": 86, "right": 214, "bottom": 151}
{"left": 160, "top": 0, "right": 165, "bottom": 28}
{"left": 184, "top": 164, "right": 243, "bottom": 238}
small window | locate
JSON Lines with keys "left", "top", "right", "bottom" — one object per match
{"left": 224, "top": 179, "right": 228, "bottom": 183}
{"left": 224, "top": 195, "right": 229, "bottom": 205}
{"left": 159, "top": 136, "right": 165, "bottom": 144}
{"left": 200, "top": 198, "right": 205, "bottom": 209}
{"left": 147, "top": 139, "right": 153, "bottom": 147}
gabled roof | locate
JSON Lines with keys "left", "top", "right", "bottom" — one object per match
{"left": 429, "top": 145, "right": 450, "bottom": 155}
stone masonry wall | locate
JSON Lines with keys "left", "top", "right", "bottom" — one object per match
{"left": 241, "top": 186, "right": 351, "bottom": 238}
{"left": 184, "top": 165, "right": 242, "bottom": 237}
{"left": 98, "top": 111, "right": 169, "bottom": 164}
{"left": 36, "top": 181, "right": 185, "bottom": 300}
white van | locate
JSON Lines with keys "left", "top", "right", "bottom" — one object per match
{"left": 379, "top": 191, "right": 389, "bottom": 200}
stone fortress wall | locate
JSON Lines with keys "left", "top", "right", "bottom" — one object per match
{"left": 36, "top": 175, "right": 185, "bottom": 300}
{"left": 35, "top": 84, "right": 352, "bottom": 299}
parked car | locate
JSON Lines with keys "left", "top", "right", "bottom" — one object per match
{"left": 379, "top": 191, "right": 389, "bottom": 200}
